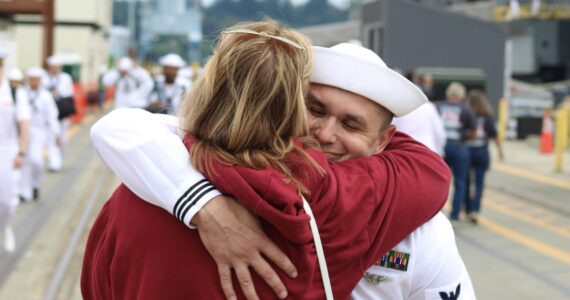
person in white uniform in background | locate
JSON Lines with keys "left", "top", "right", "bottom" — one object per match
{"left": 92, "top": 43, "right": 476, "bottom": 299}
{"left": 19, "top": 68, "right": 60, "bottom": 202}
{"left": 103, "top": 57, "right": 154, "bottom": 109}
{"left": 177, "top": 66, "right": 194, "bottom": 84}
{"left": 0, "top": 49, "right": 30, "bottom": 253}
{"left": 7, "top": 68, "right": 26, "bottom": 203}
{"left": 43, "top": 55, "right": 73, "bottom": 172}
{"left": 146, "top": 53, "right": 190, "bottom": 115}
{"left": 8, "top": 68, "right": 25, "bottom": 91}
{"left": 392, "top": 101, "right": 447, "bottom": 156}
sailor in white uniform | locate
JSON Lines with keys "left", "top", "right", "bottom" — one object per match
{"left": 19, "top": 68, "right": 60, "bottom": 201}
{"left": 43, "top": 55, "right": 74, "bottom": 172}
{"left": 0, "top": 50, "right": 31, "bottom": 253}
{"left": 147, "top": 53, "right": 191, "bottom": 115}
{"left": 103, "top": 57, "right": 154, "bottom": 109}
{"left": 392, "top": 102, "right": 447, "bottom": 156}
{"left": 92, "top": 108, "right": 477, "bottom": 299}
{"left": 352, "top": 212, "right": 474, "bottom": 300}
{"left": 177, "top": 67, "right": 194, "bottom": 84}
{"left": 8, "top": 68, "right": 27, "bottom": 202}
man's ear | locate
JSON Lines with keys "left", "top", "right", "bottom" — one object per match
{"left": 375, "top": 124, "right": 397, "bottom": 153}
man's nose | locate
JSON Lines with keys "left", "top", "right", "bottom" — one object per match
{"left": 313, "top": 118, "right": 337, "bottom": 144}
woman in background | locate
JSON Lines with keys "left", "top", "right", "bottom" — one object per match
{"left": 466, "top": 89, "right": 504, "bottom": 224}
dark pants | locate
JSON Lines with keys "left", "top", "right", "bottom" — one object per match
{"left": 98, "top": 90, "right": 106, "bottom": 109}
{"left": 444, "top": 143, "right": 470, "bottom": 220}
{"left": 466, "top": 146, "right": 490, "bottom": 213}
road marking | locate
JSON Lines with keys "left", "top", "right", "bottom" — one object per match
{"left": 493, "top": 199, "right": 527, "bottom": 209}
{"left": 479, "top": 217, "right": 570, "bottom": 265}
{"left": 492, "top": 162, "right": 570, "bottom": 190}
{"left": 485, "top": 198, "right": 570, "bottom": 239}
{"left": 445, "top": 199, "right": 570, "bottom": 264}
{"left": 534, "top": 215, "right": 561, "bottom": 224}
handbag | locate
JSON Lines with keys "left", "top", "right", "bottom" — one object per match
{"left": 56, "top": 96, "right": 77, "bottom": 120}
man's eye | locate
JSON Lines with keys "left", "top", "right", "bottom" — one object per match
{"left": 309, "top": 107, "right": 325, "bottom": 117}
{"left": 343, "top": 121, "right": 359, "bottom": 131}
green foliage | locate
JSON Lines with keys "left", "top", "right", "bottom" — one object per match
{"left": 202, "top": 0, "right": 350, "bottom": 50}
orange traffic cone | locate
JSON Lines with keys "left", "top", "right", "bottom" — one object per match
{"left": 71, "top": 83, "right": 86, "bottom": 124}
{"left": 540, "top": 111, "right": 554, "bottom": 154}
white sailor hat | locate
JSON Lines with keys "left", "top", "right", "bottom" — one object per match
{"left": 310, "top": 43, "right": 427, "bottom": 117}
{"left": 159, "top": 53, "right": 185, "bottom": 68}
{"left": 8, "top": 68, "right": 24, "bottom": 81}
{"left": 47, "top": 55, "right": 63, "bottom": 66}
{"left": 26, "top": 67, "right": 45, "bottom": 78}
{"left": 117, "top": 57, "right": 133, "bottom": 71}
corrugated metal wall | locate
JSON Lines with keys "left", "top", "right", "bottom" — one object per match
{"left": 362, "top": 0, "right": 507, "bottom": 110}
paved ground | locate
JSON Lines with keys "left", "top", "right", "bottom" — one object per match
{"left": 0, "top": 110, "right": 119, "bottom": 300}
{"left": 453, "top": 137, "right": 570, "bottom": 299}
{"left": 0, "top": 110, "right": 569, "bottom": 299}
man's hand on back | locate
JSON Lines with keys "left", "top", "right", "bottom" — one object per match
{"left": 192, "top": 195, "right": 297, "bottom": 300}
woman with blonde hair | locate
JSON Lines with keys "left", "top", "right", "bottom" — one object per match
{"left": 465, "top": 89, "right": 504, "bottom": 224}
{"left": 82, "top": 20, "right": 449, "bottom": 299}
{"left": 179, "top": 21, "right": 318, "bottom": 191}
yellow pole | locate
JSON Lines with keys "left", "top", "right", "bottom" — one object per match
{"left": 562, "top": 103, "right": 570, "bottom": 148}
{"left": 558, "top": 98, "right": 570, "bottom": 150}
{"left": 498, "top": 98, "right": 508, "bottom": 142}
{"left": 555, "top": 104, "right": 569, "bottom": 172}
{"left": 191, "top": 61, "right": 200, "bottom": 82}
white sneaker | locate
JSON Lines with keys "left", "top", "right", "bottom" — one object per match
{"left": 3, "top": 227, "right": 16, "bottom": 253}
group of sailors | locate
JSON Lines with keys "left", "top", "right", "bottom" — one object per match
{"left": 1, "top": 51, "right": 72, "bottom": 253}
{"left": 102, "top": 53, "right": 192, "bottom": 116}
{"left": 1, "top": 51, "right": 194, "bottom": 253}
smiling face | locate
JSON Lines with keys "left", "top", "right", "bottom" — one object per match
{"left": 307, "top": 83, "right": 396, "bottom": 161}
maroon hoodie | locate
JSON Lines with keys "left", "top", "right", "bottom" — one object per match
{"left": 82, "top": 132, "right": 450, "bottom": 299}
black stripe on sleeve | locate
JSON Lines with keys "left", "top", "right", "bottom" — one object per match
{"left": 179, "top": 186, "right": 218, "bottom": 223}
{"left": 174, "top": 182, "right": 214, "bottom": 220}
{"left": 172, "top": 179, "right": 208, "bottom": 219}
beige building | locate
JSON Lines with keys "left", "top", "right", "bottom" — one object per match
{"left": 12, "top": 0, "right": 112, "bottom": 85}
{"left": 0, "top": 17, "right": 18, "bottom": 70}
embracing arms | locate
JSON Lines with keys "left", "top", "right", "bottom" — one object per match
{"left": 90, "top": 108, "right": 296, "bottom": 300}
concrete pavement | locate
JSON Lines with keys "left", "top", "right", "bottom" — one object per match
{"left": 0, "top": 110, "right": 119, "bottom": 300}
{"left": 451, "top": 136, "right": 570, "bottom": 299}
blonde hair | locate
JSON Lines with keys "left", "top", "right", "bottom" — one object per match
{"left": 446, "top": 81, "right": 466, "bottom": 100}
{"left": 467, "top": 89, "right": 493, "bottom": 117}
{"left": 179, "top": 20, "right": 322, "bottom": 194}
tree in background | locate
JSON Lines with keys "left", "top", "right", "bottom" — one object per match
{"left": 198, "top": 0, "right": 349, "bottom": 60}
{"left": 203, "top": 0, "right": 349, "bottom": 37}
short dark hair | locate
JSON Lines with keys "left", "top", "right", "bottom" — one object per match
{"left": 377, "top": 104, "right": 394, "bottom": 131}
